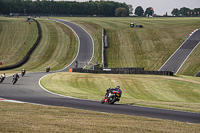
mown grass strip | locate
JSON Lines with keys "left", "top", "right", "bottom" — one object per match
{"left": 0, "top": 17, "right": 38, "bottom": 67}
{"left": 41, "top": 72, "right": 200, "bottom": 113}
{"left": 0, "top": 18, "right": 78, "bottom": 74}
{"left": 54, "top": 17, "right": 200, "bottom": 76}
{"left": 0, "top": 102, "right": 200, "bottom": 133}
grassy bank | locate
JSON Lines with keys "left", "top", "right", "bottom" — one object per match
{"left": 0, "top": 17, "right": 78, "bottom": 75}
{"left": 0, "top": 102, "right": 200, "bottom": 133}
{"left": 41, "top": 72, "right": 200, "bottom": 113}
{"left": 19, "top": 19, "right": 78, "bottom": 72}
{"left": 54, "top": 17, "right": 200, "bottom": 76}
{"left": 1, "top": 17, "right": 200, "bottom": 75}
{"left": 1, "top": 17, "right": 200, "bottom": 132}
{"left": 0, "top": 17, "right": 38, "bottom": 67}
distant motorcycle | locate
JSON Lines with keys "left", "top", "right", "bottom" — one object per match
{"left": 0, "top": 73, "right": 5, "bottom": 83}
{"left": 0, "top": 77, "right": 5, "bottom": 83}
{"left": 12, "top": 73, "right": 19, "bottom": 85}
{"left": 46, "top": 67, "right": 50, "bottom": 73}
{"left": 12, "top": 78, "right": 18, "bottom": 85}
{"left": 21, "top": 69, "right": 26, "bottom": 77}
{"left": 101, "top": 88, "right": 122, "bottom": 104}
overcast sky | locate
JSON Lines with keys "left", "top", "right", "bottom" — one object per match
{"left": 59, "top": 0, "right": 200, "bottom": 15}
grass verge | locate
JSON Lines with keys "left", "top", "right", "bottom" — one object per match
{"left": 0, "top": 101, "right": 200, "bottom": 133}
{"left": 0, "top": 17, "right": 38, "bottom": 67}
{"left": 53, "top": 17, "right": 200, "bottom": 76}
{"left": 0, "top": 18, "right": 78, "bottom": 75}
{"left": 41, "top": 72, "right": 200, "bottom": 113}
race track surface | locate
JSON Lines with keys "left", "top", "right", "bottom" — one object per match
{"left": 0, "top": 19, "right": 200, "bottom": 124}
{"left": 159, "top": 29, "right": 200, "bottom": 74}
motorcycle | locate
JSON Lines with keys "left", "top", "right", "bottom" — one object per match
{"left": 0, "top": 77, "right": 5, "bottom": 83}
{"left": 12, "top": 74, "right": 19, "bottom": 85}
{"left": 21, "top": 70, "right": 26, "bottom": 77}
{"left": 101, "top": 89, "right": 122, "bottom": 104}
{"left": 12, "top": 78, "right": 18, "bottom": 85}
{"left": 46, "top": 67, "right": 50, "bottom": 73}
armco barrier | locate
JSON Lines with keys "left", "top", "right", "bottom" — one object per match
{"left": 0, "top": 19, "right": 41, "bottom": 70}
{"left": 102, "top": 28, "right": 106, "bottom": 68}
{"left": 72, "top": 68, "right": 174, "bottom": 76}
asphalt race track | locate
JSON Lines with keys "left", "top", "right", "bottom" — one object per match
{"left": 0, "top": 19, "right": 200, "bottom": 124}
{"left": 159, "top": 29, "right": 200, "bottom": 74}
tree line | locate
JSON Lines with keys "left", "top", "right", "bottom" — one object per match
{"left": 0, "top": 0, "right": 131, "bottom": 17}
{"left": 171, "top": 7, "right": 200, "bottom": 17}
{"left": 134, "top": 6, "right": 200, "bottom": 17}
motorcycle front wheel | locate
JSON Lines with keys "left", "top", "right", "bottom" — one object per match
{"left": 101, "top": 98, "right": 105, "bottom": 104}
{"left": 108, "top": 97, "right": 116, "bottom": 104}
{"left": 13, "top": 79, "right": 16, "bottom": 85}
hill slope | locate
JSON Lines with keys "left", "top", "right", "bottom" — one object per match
{"left": 57, "top": 17, "right": 200, "bottom": 76}
{"left": 0, "top": 17, "right": 78, "bottom": 74}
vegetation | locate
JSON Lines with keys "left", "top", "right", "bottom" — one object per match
{"left": 144, "top": 7, "right": 154, "bottom": 17}
{"left": 56, "top": 17, "right": 200, "bottom": 76}
{"left": 134, "top": 6, "right": 144, "bottom": 17}
{"left": 1, "top": 17, "right": 200, "bottom": 76}
{"left": 133, "top": 5, "right": 200, "bottom": 16}
{"left": 115, "top": 7, "right": 128, "bottom": 17}
{"left": 1, "top": 102, "right": 200, "bottom": 133}
{"left": 0, "top": 0, "right": 130, "bottom": 17}
{"left": 19, "top": 19, "right": 78, "bottom": 72}
{"left": 0, "top": 17, "right": 38, "bottom": 67}
{"left": 172, "top": 7, "right": 200, "bottom": 17}
{"left": 1, "top": 16, "right": 200, "bottom": 132}
{"left": 41, "top": 72, "right": 200, "bottom": 113}
{"left": 0, "top": 16, "right": 78, "bottom": 73}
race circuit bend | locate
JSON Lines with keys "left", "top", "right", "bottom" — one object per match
{"left": 0, "top": 19, "right": 200, "bottom": 124}
{"left": 159, "top": 29, "right": 200, "bottom": 74}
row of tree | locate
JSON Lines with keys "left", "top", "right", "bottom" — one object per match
{"left": 171, "top": 7, "right": 200, "bottom": 17}
{"left": 135, "top": 6, "right": 154, "bottom": 17}
{"left": 1, "top": 0, "right": 198, "bottom": 17}
{"left": 0, "top": 0, "right": 131, "bottom": 17}
{"left": 134, "top": 6, "right": 200, "bottom": 17}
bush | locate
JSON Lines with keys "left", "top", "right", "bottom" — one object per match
{"left": 115, "top": 7, "right": 128, "bottom": 17}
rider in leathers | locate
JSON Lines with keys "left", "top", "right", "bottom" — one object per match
{"left": 0, "top": 73, "right": 5, "bottom": 83}
{"left": 13, "top": 73, "right": 19, "bottom": 82}
{"left": 103, "top": 86, "right": 122, "bottom": 102}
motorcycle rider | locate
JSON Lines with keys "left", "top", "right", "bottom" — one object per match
{"left": 0, "top": 73, "right": 6, "bottom": 83}
{"left": 103, "top": 86, "right": 122, "bottom": 102}
{"left": 21, "top": 69, "right": 26, "bottom": 76}
{"left": 46, "top": 67, "right": 50, "bottom": 73}
{"left": 115, "top": 86, "right": 122, "bottom": 95}
{"left": 13, "top": 73, "right": 19, "bottom": 82}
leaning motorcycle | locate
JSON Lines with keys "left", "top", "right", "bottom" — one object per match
{"left": 21, "top": 71, "right": 25, "bottom": 77}
{"left": 101, "top": 89, "right": 122, "bottom": 104}
{"left": 0, "top": 77, "right": 5, "bottom": 83}
{"left": 46, "top": 67, "right": 50, "bottom": 73}
{"left": 12, "top": 78, "right": 18, "bottom": 85}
